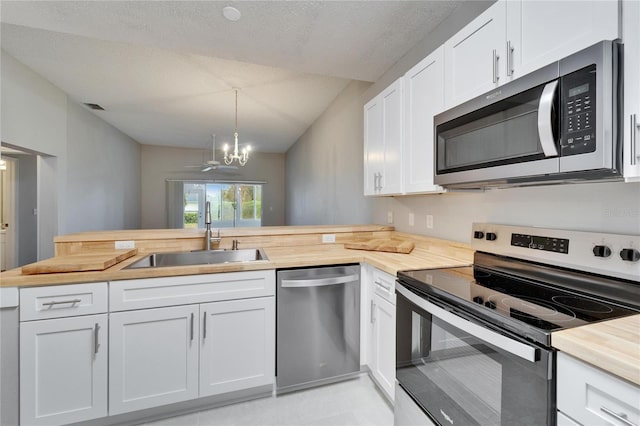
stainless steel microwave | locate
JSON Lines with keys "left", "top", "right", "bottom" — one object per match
{"left": 434, "top": 40, "right": 622, "bottom": 189}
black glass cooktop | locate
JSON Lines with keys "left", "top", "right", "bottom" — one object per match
{"left": 398, "top": 254, "right": 640, "bottom": 345}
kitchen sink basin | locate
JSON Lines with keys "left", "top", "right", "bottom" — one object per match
{"left": 124, "top": 248, "right": 269, "bottom": 269}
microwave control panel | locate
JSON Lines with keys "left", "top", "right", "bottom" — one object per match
{"left": 561, "top": 64, "right": 597, "bottom": 156}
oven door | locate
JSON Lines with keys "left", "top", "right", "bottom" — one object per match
{"left": 395, "top": 284, "right": 554, "bottom": 426}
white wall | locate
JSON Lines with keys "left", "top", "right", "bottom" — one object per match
{"left": 286, "top": 80, "right": 373, "bottom": 225}
{"left": 140, "top": 145, "right": 285, "bottom": 228}
{"left": 1, "top": 51, "right": 141, "bottom": 258}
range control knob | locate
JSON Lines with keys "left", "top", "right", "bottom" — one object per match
{"left": 484, "top": 301, "right": 497, "bottom": 310}
{"left": 592, "top": 245, "right": 612, "bottom": 258}
{"left": 472, "top": 296, "right": 484, "bottom": 305}
{"left": 620, "top": 248, "right": 640, "bottom": 262}
{"left": 486, "top": 232, "right": 498, "bottom": 241}
{"left": 473, "top": 231, "right": 485, "bottom": 239}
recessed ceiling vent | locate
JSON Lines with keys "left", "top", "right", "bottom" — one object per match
{"left": 84, "top": 103, "right": 105, "bottom": 111}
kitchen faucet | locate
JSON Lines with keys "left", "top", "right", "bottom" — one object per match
{"left": 204, "top": 201, "right": 221, "bottom": 250}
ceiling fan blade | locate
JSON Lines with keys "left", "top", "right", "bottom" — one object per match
{"left": 201, "top": 166, "right": 213, "bottom": 172}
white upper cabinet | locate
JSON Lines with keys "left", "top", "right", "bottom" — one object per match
{"left": 623, "top": 0, "right": 640, "bottom": 180}
{"left": 364, "top": 96, "right": 383, "bottom": 196}
{"left": 445, "top": 0, "right": 620, "bottom": 108}
{"left": 444, "top": 1, "right": 507, "bottom": 108}
{"left": 364, "top": 78, "right": 403, "bottom": 196}
{"left": 507, "top": 1, "right": 619, "bottom": 80}
{"left": 403, "top": 46, "right": 445, "bottom": 194}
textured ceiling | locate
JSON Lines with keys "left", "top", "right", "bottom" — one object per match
{"left": 0, "top": 1, "right": 462, "bottom": 152}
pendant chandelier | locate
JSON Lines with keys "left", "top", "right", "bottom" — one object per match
{"left": 223, "top": 88, "right": 250, "bottom": 166}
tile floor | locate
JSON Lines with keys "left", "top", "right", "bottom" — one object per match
{"left": 142, "top": 374, "right": 394, "bottom": 426}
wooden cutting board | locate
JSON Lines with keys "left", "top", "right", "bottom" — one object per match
{"left": 21, "top": 249, "right": 138, "bottom": 275}
{"left": 344, "top": 239, "right": 415, "bottom": 254}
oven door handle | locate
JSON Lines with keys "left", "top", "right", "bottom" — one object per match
{"left": 396, "top": 285, "right": 539, "bottom": 363}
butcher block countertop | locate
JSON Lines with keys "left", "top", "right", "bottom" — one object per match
{"left": 0, "top": 225, "right": 473, "bottom": 288}
{"left": 553, "top": 315, "right": 640, "bottom": 386}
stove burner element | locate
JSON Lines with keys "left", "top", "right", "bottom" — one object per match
{"left": 552, "top": 296, "right": 614, "bottom": 313}
{"left": 487, "top": 294, "right": 577, "bottom": 323}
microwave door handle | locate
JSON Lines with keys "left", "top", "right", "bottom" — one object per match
{"left": 537, "top": 80, "right": 559, "bottom": 157}
{"left": 396, "top": 284, "right": 539, "bottom": 363}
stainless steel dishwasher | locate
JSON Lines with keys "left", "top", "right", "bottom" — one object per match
{"left": 276, "top": 264, "right": 360, "bottom": 393}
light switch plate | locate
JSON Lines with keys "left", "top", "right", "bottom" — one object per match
{"left": 387, "top": 211, "right": 393, "bottom": 224}
{"left": 426, "top": 215, "right": 434, "bottom": 229}
{"left": 408, "top": 213, "right": 415, "bottom": 226}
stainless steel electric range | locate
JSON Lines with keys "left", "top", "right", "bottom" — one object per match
{"left": 395, "top": 224, "right": 640, "bottom": 426}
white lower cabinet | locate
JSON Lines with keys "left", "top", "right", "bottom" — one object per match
{"left": 20, "top": 314, "right": 108, "bottom": 426}
{"left": 557, "top": 352, "right": 640, "bottom": 426}
{"left": 200, "top": 297, "right": 275, "bottom": 396}
{"left": 109, "top": 305, "right": 200, "bottom": 415}
{"left": 108, "top": 271, "right": 276, "bottom": 417}
{"left": 367, "top": 267, "right": 396, "bottom": 401}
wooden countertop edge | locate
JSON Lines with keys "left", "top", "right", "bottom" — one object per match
{"left": 54, "top": 225, "right": 395, "bottom": 243}
{"left": 552, "top": 315, "right": 640, "bottom": 386}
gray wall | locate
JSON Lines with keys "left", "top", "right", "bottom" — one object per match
{"left": 65, "top": 101, "right": 141, "bottom": 233}
{"left": 1, "top": 51, "right": 142, "bottom": 258}
{"left": 140, "top": 145, "right": 285, "bottom": 228}
{"left": 286, "top": 80, "right": 373, "bottom": 225}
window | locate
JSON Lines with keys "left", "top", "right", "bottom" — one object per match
{"left": 180, "top": 182, "right": 262, "bottom": 228}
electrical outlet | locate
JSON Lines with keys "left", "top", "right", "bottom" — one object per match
{"left": 115, "top": 240, "right": 135, "bottom": 250}
{"left": 426, "top": 215, "right": 434, "bottom": 229}
{"left": 322, "top": 234, "right": 336, "bottom": 243}
{"left": 387, "top": 211, "right": 393, "bottom": 224}
{"left": 408, "top": 213, "right": 415, "bottom": 226}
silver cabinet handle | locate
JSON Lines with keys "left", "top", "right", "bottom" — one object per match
{"left": 601, "top": 406, "right": 636, "bottom": 426}
{"left": 537, "top": 80, "right": 559, "bottom": 157}
{"left": 374, "top": 173, "right": 378, "bottom": 191}
{"left": 42, "top": 299, "right": 81, "bottom": 307}
{"left": 94, "top": 323, "right": 100, "bottom": 354}
{"left": 371, "top": 300, "right": 376, "bottom": 323}
{"left": 397, "top": 284, "right": 538, "bottom": 362}
{"left": 506, "top": 41, "right": 514, "bottom": 77}
{"left": 632, "top": 113, "right": 638, "bottom": 166}
{"left": 202, "top": 311, "right": 207, "bottom": 340}
{"left": 492, "top": 49, "right": 500, "bottom": 83}
{"left": 281, "top": 273, "right": 359, "bottom": 288}
{"left": 378, "top": 172, "right": 383, "bottom": 191}
{"left": 190, "top": 313, "right": 194, "bottom": 341}
{"left": 375, "top": 279, "right": 391, "bottom": 292}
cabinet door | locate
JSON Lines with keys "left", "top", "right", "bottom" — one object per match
{"left": 370, "top": 293, "right": 396, "bottom": 401}
{"left": 109, "top": 305, "right": 199, "bottom": 415}
{"left": 444, "top": 1, "right": 506, "bottom": 108}
{"left": 403, "top": 46, "right": 445, "bottom": 194}
{"left": 507, "top": 1, "right": 619, "bottom": 80}
{"left": 379, "top": 78, "right": 403, "bottom": 195}
{"left": 20, "top": 314, "right": 107, "bottom": 426}
{"left": 623, "top": 0, "right": 640, "bottom": 180}
{"left": 199, "top": 297, "right": 275, "bottom": 397}
{"left": 364, "top": 96, "right": 383, "bottom": 195}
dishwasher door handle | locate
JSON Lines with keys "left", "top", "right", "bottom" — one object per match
{"left": 281, "top": 274, "right": 359, "bottom": 288}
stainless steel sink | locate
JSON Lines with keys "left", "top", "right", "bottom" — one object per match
{"left": 124, "top": 248, "right": 269, "bottom": 269}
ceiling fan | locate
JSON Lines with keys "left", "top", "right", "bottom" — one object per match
{"left": 185, "top": 135, "right": 237, "bottom": 172}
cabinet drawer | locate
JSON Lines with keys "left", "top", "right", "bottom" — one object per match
{"left": 372, "top": 268, "right": 395, "bottom": 304}
{"left": 557, "top": 352, "right": 640, "bottom": 426}
{"left": 110, "top": 270, "right": 276, "bottom": 311}
{"left": 20, "top": 283, "right": 108, "bottom": 321}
